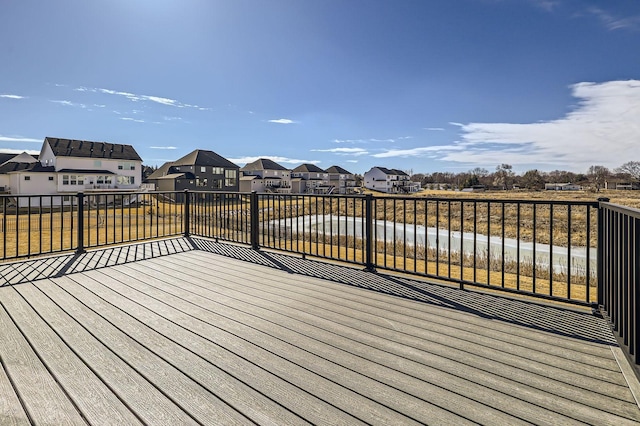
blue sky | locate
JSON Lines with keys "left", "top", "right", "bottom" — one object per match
{"left": 1, "top": 0, "right": 639, "bottom": 175}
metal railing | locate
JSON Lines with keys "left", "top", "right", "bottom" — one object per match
{"left": 599, "top": 199, "right": 640, "bottom": 369}
{"left": 2, "top": 189, "right": 640, "bottom": 372}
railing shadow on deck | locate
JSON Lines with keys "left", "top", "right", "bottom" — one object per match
{"left": 192, "top": 237, "right": 616, "bottom": 347}
{"left": 0, "top": 237, "right": 196, "bottom": 286}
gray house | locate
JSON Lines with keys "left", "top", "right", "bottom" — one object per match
{"left": 146, "top": 150, "right": 239, "bottom": 197}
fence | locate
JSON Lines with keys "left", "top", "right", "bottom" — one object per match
{"left": 1, "top": 190, "right": 638, "bottom": 371}
{"left": 599, "top": 200, "right": 640, "bottom": 370}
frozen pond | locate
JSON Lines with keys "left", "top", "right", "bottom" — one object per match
{"left": 268, "top": 215, "right": 596, "bottom": 275}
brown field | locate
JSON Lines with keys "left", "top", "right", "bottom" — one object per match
{"left": 1, "top": 189, "right": 625, "bottom": 304}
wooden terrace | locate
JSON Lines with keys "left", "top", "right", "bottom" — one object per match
{"left": 1, "top": 237, "right": 639, "bottom": 425}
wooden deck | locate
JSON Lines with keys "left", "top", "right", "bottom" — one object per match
{"left": 1, "top": 237, "right": 639, "bottom": 425}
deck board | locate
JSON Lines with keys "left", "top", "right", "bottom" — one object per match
{"left": 133, "top": 251, "right": 640, "bottom": 423}
{"left": 0, "top": 296, "right": 86, "bottom": 425}
{"left": 147, "top": 253, "right": 640, "bottom": 416}
{"left": 0, "top": 237, "right": 639, "bottom": 425}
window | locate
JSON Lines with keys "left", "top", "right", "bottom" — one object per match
{"left": 48, "top": 176, "right": 54, "bottom": 181}
{"left": 196, "top": 178, "right": 208, "bottom": 187}
{"left": 225, "top": 169, "right": 237, "bottom": 187}
{"left": 63, "top": 175, "right": 84, "bottom": 185}
{"left": 212, "top": 179, "right": 223, "bottom": 189}
{"left": 24, "top": 176, "right": 31, "bottom": 181}
{"left": 117, "top": 176, "right": 135, "bottom": 185}
{"left": 94, "top": 160, "right": 102, "bottom": 167}
{"left": 200, "top": 166, "right": 206, "bottom": 173}
{"left": 118, "top": 162, "right": 136, "bottom": 170}
{"left": 212, "top": 167, "right": 223, "bottom": 175}
{"left": 97, "top": 176, "right": 104, "bottom": 184}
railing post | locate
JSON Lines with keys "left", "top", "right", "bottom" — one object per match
{"left": 183, "top": 189, "right": 190, "bottom": 237}
{"left": 250, "top": 191, "right": 260, "bottom": 250}
{"left": 76, "top": 192, "right": 85, "bottom": 254}
{"left": 597, "top": 197, "right": 609, "bottom": 307}
{"left": 364, "top": 193, "right": 375, "bottom": 272}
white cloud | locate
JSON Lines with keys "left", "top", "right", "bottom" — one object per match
{"left": 333, "top": 139, "right": 368, "bottom": 144}
{"left": 49, "top": 100, "right": 87, "bottom": 108}
{"left": 267, "top": 118, "right": 297, "bottom": 124}
{"left": 73, "top": 86, "right": 209, "bottom": 110}
{"left": 444, "top": 80, "right": 640, "bottom": 170}
{"left": 372, "top": 145, "right": 463, "bottom": 158}
{"left": 49, "top": 100, "right": 74, "bottom": 106}
{"left": 424, "top": 127, "right": 445, "bottom": 131}
{"left": 120, "top": 117, "right": 145, "bottom": 123}
{"left": 228, "top": 155, "right": 320, "bottom": 165}
{"left": 150, "top": 146, "right": 177, "bottom": 150}
{"left": 0, "top": 148, "right": 40, "bottom": 155}
{"left": 346, "top": 160, "right": 358, "bottom": 163}
{"left": 312, "top": 147, "right": 369, "bottom": 156}
{"left": 0, "top": 136, "right": 41, "bottom": 143}
{"left": 163, "top": 116, "right": 183, "bottom": 121}
{"left": 0, "top": 94, "right": 26, "bottom": 99}
{"left": 586, "top": 7, "right": 640, "bottom": 31}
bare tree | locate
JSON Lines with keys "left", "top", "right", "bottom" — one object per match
{"left": 521, "top": 169, "right": 545, "bottom": 190}
{"left": 587, "top": 165, "right": 609, "bottom": 192}
{"left": 494, "top": 164, "right": 514, "bottom": 190}
{"left": 616, "top": 161, "right": 640, "bottom": 182}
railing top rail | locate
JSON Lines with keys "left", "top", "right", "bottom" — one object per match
{"left": 369, "top": 195, "right": 600, "bottom": 206}
{"left": 599, "top": 201, "right": 640, "bottom": 219}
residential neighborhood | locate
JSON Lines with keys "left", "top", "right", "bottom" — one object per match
{"left": 1, "top": 137, "right": 640, "bottom": 204}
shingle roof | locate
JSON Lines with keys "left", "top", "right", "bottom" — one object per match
{"left": 240, "top": 158, "right": 288, "bottom": 171}
{"left": 45, "top": 137, "right": 142, "bottom": 161}
{"left": 57, "top": 169, "right": 115, "bottom": 175}
{"left": 326, "top": 165, "right": 352, "bottom": 174}
{"left": 373, "top": 166, "right": 409, "bottom": 176}
{"left": 0, "top": 162, "right": 36, "bottom": 174}
{"left": 0, "top": 153, "right": 17, "bottom": 165}
{"left": 146, "top": 162, "right": 174, "bottom": 180}
{"left": 5, "top": 163, "right": 56, "bottom": 174}
{"left": 172, "top": 150, "right": 239, "bottom": 169}
{"left": 292, "top": 164, "right": 326, "bottom": 173}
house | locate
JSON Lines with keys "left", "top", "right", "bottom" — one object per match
{"left": 326, "top": 165, "right": 358, "bottom": 194}
{"left": 291, "top": 164, "right": 332, "bottom": 194}
{"left": 0, "top": 152, "right": 39, "bottom": 193}
{"left": 604, "top": 179, "right": 640, "bottom": 190}
{"left": 239, "top": 159, "right": 291, "bottom": 193}
{"left": 146, "top": 150, "right": 240, "bottom": 197}
{"left": 363, "top": 167, "right": 421, "bottom": 194}
{"left": 544, "top": 182, "right": 582, "bottom": 191}
{"left": 5, "top": 137, "right": 143, "bottom": 206}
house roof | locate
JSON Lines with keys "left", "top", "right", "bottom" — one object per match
{"left": 57, "top": 169, "right": 115, "bottom": 175}
{"left": 240, "top": 158, "right": 288, "bottom": 172}
{"left": 0, "top": 152, "right": 37, "bottom": 166}
{"left": 44, "top": 137, "right": 142, "bottom": 161}
{"left": 0, "top": 153, "right": 18, "bottom": 165}
{"left": 326, "top": 165, "right": 352, "bottom": 174}
{"left": 172, "top": 150, "right": 239, "bottom": 169}
{"left": 146, "top": 162, "right": 174, "bottom": 180}
{"left": 0, "top": 162, "right": 38, "bottom": 174}
{"left": 292, "top": 164, "right": 326, "bottom": 173}
{"left": 6, "top": 163, "right": 56, "bottom": 174}
{"left": 156, "top": 173, "right": 191, "bottom": 180}
{"left": 372, "top": 167, "right": 409, "bottom": 176}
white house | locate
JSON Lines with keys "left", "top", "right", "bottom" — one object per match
{"left": 239, "top": 158, "right": 291, "bottom": 193}
{"left": 544, "top": 182, "right": 581, "bottom": 191}
{"left": 363, "top": 167, "right": 421, "bottom": 193}
{"left": 5, "top": 137, "right": 142, "bottom": 206}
